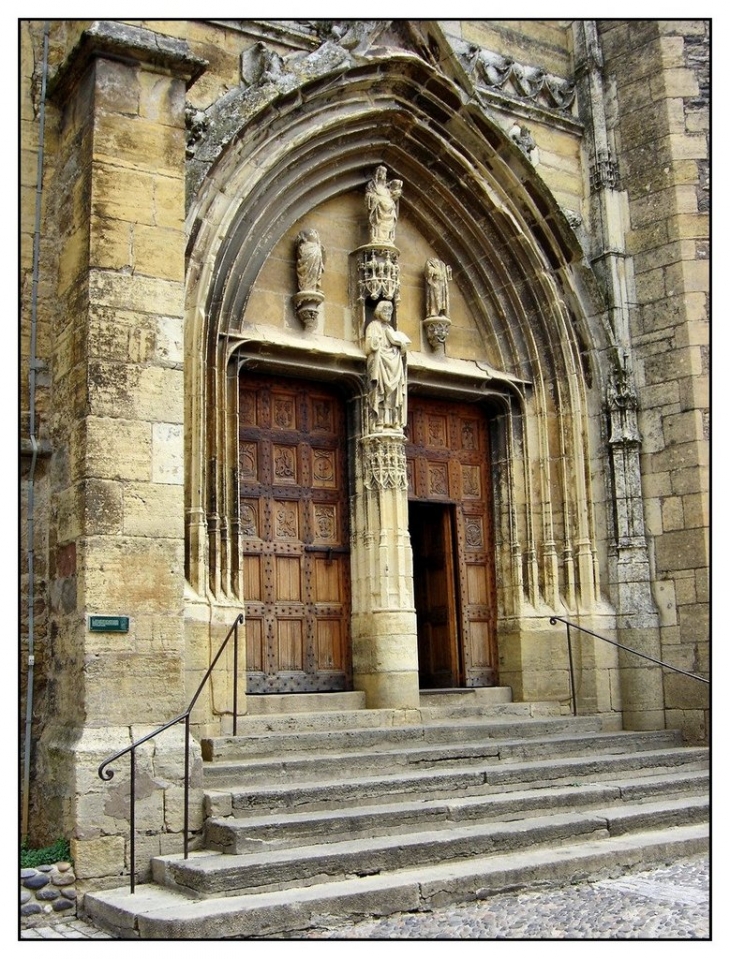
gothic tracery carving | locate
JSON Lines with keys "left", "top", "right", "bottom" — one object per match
{"left": 361, "top": 435, "right": 408, "bottom": 490}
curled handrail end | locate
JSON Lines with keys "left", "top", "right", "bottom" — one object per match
{"left": 237, "top": 613, "right": 244, "bottom": 624}
{"left": 98, "top": 764, "right": 115, "bottom": 782}
{"left": 549, "top": 616, "right": 558, "bottom": 625}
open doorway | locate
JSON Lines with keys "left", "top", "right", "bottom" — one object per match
{"left": 409, "top": 501, "right": 463, "bottom": 689}
{"left": 406, "top": 395, "right": 498, "bottom": 688}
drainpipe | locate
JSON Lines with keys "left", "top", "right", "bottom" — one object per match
{"left": 22, "top": 20, "right": 50, "bottom": 844}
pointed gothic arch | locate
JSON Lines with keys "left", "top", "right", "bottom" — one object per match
{"left": 184, "top": 52, "right": 620, "bottom": 705}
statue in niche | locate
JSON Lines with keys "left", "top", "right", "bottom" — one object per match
{"left": 365, "top": 300, "right": 410, "bottom": 430}
{"left": 366, "top": 165, "right": 403, "bottom": 245}
{"left": 295, "top": 229, "right": 325, "bottom": 292}
{"left": 425, "top": 258, "right": 452, "bottom": 317}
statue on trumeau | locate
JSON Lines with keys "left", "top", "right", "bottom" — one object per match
{"left": 365, "top": 300, "right": 410, "bottom": 430}
{"left": 366, "top": 165, "right": 403, "bottom": 245}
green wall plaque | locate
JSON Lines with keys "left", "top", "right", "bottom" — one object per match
{"left": 89, "top": 615, "right": 129, "bottom": 633}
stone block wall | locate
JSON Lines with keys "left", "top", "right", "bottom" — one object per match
{"left": 600, "top": 20, "right": 709, "bottom": 740}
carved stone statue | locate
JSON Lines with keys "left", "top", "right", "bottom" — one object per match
{"left": 295, "top": 229, "right": 325, "bottom": 292}
{"left": 293, "top": 228, "right": 325, "bottom": 331}
{"left": 425, "top": 258, "right": 451, "bottom": 317}
{"left": 365, "top": 300, "right": 410, "bottom": 430}
{"left": 366, "top": 165, "right": 403, "bottom": 245}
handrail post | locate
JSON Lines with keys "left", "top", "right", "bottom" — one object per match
{"left": 130, "top": 746, "right": 136, "bottom": 894}
{"left": 233, "top": 619, "right": 239, "bottom": 737}
{"left": 566, "top": 622, "right": 576, "bottom": 716}
{"left": 98, "top": 612, "right": 245, "bottom": 893}
{"left": 184, "top": 713, "right": 190, "bottom": 860}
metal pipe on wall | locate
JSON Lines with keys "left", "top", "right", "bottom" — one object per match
{"left": 22, "top": 20, "right": 50, "bottom": 844}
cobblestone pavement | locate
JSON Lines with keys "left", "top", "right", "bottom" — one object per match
{"left": 20, "top": 855, "right": 710, "bottom": 941}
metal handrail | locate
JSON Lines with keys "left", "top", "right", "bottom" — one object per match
{"left": 549, "top": 614, "right": 709, "bottom": 717}
{"left": 98, "top": 612, "right": 244, "bottom": 893}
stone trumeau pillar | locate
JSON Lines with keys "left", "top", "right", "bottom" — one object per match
{"left": 41, "top": 23, "right": 207, "bottom": 884}
{"left": 350, "top": 166, "right": 420, "bottom": 709}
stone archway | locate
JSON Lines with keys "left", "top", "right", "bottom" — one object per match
{"left": 184, "top": 50, "right": 621, "bottom": 715}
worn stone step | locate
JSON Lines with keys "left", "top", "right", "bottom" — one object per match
{"left": 208, "top": 746, "right": 708, "bottom": 813}
{"left": 84, "top": 825, "right": 709, "bottom": 939}
{"left": 153, "top": 796, "right": 708, "bottom": 899}
{"left": 245, "top": 692, "right": 368, "bottom": 715}
{"left": 204, "top": 772, "right": 709, "bottom": 854}
{"left": 418, "top": 687, "right": 515, "bottom": 707}
{"left": 207, "top": 704, "right": 583, "bottom": 744}
{"left": 202, "top": 714, "right": 609, "bottom": 760}
{"left": 242, "top": 688, "right": 517, "bottom": 717}
{"left": 202, "top": 729, "right": 686, "bottom": 787}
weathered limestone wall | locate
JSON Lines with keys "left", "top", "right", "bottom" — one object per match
{"left": 600, "top": 20, "right": 710, "bottom": 741}
{"left": 20, "top": 21, "right": 207, "bottom": 887}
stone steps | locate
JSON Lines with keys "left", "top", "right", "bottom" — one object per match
{"left": 202, "top": 714, "right": 609, "bottom": 760}
{"left": 151, "top": 796, "right": 709, "bottom": 899}
{"left": 204, "top": 770, "right": 709, "bottom": 854}
{"left": 84, "top": 825, "right": 709, "bottom": 940}
{"left": 83, "top": 703, "right": 710, "bottom": 939}
{"left": 204, "top": 738, "right": 703, "bottom": 794}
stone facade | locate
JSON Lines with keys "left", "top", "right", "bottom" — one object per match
{"left": 20, "top": 19, "right": 709, "bottom": 892}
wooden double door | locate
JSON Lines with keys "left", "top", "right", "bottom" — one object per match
{"left": 239, "top": 376, "right": 497, "bottom": 694}
{"left": 406, "top": 396, "right": 498, "bottom": 688}
{"left": 239, "top": 374, "right": 350, "bottom": 693}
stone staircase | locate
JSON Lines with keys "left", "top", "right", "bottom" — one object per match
{"left": 84, "top": 690, "right": 709, "bottom": 939}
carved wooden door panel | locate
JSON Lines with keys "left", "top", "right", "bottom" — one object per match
{"left": 406, "top": 397, "right": 497, "bottom": 687}
{"left": 239, "top": 374, "right": 351, "bottom": 693}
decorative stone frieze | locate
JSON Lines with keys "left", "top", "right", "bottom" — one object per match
{"left": 460, "top": 43, "right": 576, "bottom": 114}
